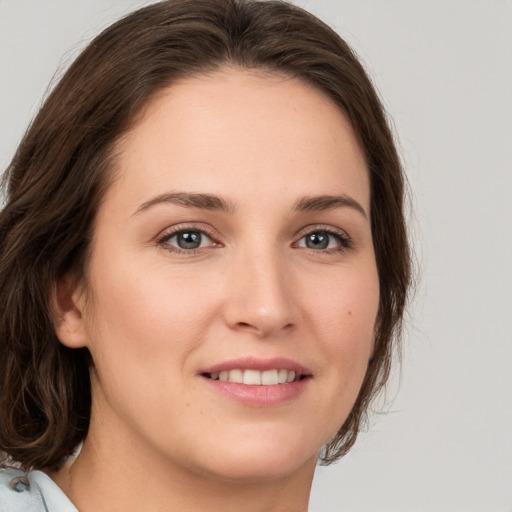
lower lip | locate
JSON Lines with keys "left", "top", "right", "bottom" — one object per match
{"left": 201, "top": 376, "right": 310, "bottom": 407}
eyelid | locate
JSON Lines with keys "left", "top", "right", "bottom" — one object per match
{"left": 155, "top": 222, "right": 352, "bottom": 254}
{"left": 294, "top": 223, "right": 350, "bottom": 240}
{"left": 292, "top": 224, "right": 353, "bottom": 251}
{"left": 156, "top": 223, "right": 222, "bottom": 253}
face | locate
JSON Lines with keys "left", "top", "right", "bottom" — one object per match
{"left": 63, "top": 68, "right": 379, "bottom": 482}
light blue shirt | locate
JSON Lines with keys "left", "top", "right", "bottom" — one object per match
{"left": 0, "top": 468, "right": 77, "bottom": 511}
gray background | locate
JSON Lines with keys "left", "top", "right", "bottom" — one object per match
{"left": 1, "top": 1, "right": 511, "bottom": 510}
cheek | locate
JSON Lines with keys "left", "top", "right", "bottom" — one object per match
{"left": 310, "top": 263, "right": 378, "bottom": 345}
{"left": 81, "top": 256, "right": 224, "bottom": 437}
{"left": 305, "top": 263, "right": 379, "bottom": 394}
{"left": 82, "top": 254, "right": 220, "bottom": 380}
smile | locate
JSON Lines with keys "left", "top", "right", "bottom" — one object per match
{"left": 200, "top": 358, "right": 311, "bottom": 406}
{"left": 205, "top": 369, "right": 301, "bottom": 385}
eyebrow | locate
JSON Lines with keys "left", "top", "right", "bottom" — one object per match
{"left": 294, "top": 194, "right": 368, "bottom": 219}
{"left": 134, "top": 191, "right": 367, "bottom": 219}
{"left": 134, "top": 192, "right": 236, "bottom": 215}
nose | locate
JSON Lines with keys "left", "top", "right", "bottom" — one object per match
{"left": 222, "top": 246, "right": 297, "bottom": 338}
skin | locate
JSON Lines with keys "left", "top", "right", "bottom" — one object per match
{"left": 52, "top": 68, "right": 379, "bottom": 512}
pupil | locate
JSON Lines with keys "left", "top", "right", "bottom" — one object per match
{"left": 177, "top": 231, "right": 202, "bottom": 249}
{"left": 306, "top": 232, "right": 329, "bottom": 250}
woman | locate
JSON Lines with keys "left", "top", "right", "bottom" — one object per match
{"left": 0, "top": 0, "right": 410, "bottom": 510}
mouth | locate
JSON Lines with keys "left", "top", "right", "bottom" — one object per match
{"left": 200, "top": 358, "right": 311, "bottom": 406}
{"left": 202, "top": 368, "right": 308, "bottom": 385}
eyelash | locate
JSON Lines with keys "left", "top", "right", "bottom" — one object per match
{"left": 157, "top": 224, "right": 353, "bottom": 255}
{"left": 293, "top": 225, "right": 353, "bottom": 254}
{"left": 157, "top": 224, "right": 220, "bottom": 255}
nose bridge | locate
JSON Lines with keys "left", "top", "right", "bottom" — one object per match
{"left": 224, "top": 237, "right": 294, "bottom": 336}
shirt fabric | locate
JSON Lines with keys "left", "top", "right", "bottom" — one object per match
{"left": 0, "top": 467, "right": 77, "bottom": 512}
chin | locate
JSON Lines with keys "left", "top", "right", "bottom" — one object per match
{"left": 183, "top": 428, "right": 321, "bottom": 483}
{"left": 205, "top": 453, "right": 317, "bottom": 484}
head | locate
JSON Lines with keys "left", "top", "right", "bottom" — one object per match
{"left": 0, "top": 0, "right": 410, "bottom": 471}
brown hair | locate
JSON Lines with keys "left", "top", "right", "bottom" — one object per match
{"left": 0, "top": 0, "right": 410, "bottom": 470}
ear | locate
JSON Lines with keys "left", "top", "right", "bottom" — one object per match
{"left": 52, "top": 275, "right": 89, "bottom": 349}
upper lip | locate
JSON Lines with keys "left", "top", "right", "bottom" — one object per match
{"left": 200, "top": 357, "right": 312, "bottom": 376}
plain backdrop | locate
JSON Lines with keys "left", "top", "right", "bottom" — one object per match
{"left": 1, "top": 1, "right": 511, "bottom": 511}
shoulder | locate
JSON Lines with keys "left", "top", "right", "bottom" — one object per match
{"left": 0, "top": 467, "right": 77, "bottom": 512}
{"left": 0, "top": 467, "right": 46, "bottom": 511}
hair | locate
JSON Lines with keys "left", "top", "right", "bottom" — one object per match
{"left": 0, "top": 0, "right": 411, "bottom": 471}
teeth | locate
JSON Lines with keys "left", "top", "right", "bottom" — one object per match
{"left": 261, "top": 369, "right": 278, "bottom": 385}
{"left": 229, "top": 369, "right": 244, "bottom": 383}
{"left": 212, "top": 369, "right": 300, "bottom": 385}
{"left": 243, "top": 369, "right": 261, "bottom": 385}
{"left": 277, "top": 369, "right": 288, "bottom": 384}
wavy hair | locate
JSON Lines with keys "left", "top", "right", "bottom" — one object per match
{"left": 0, "top": 0, "right": 411, "bottom": 470}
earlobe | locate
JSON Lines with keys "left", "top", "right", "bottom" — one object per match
{"left": 52, "top": 276, "right": 89, "bottom": 349}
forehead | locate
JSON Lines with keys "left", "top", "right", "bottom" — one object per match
{"left": 108, "top": 67, "right": 370, "bottom": 214}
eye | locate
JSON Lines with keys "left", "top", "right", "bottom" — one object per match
{"left": 159, "top": 228, "right": 216, "bottom": 251}
{"left": 295, "top": 229, "right": 351, "bottom": 252}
